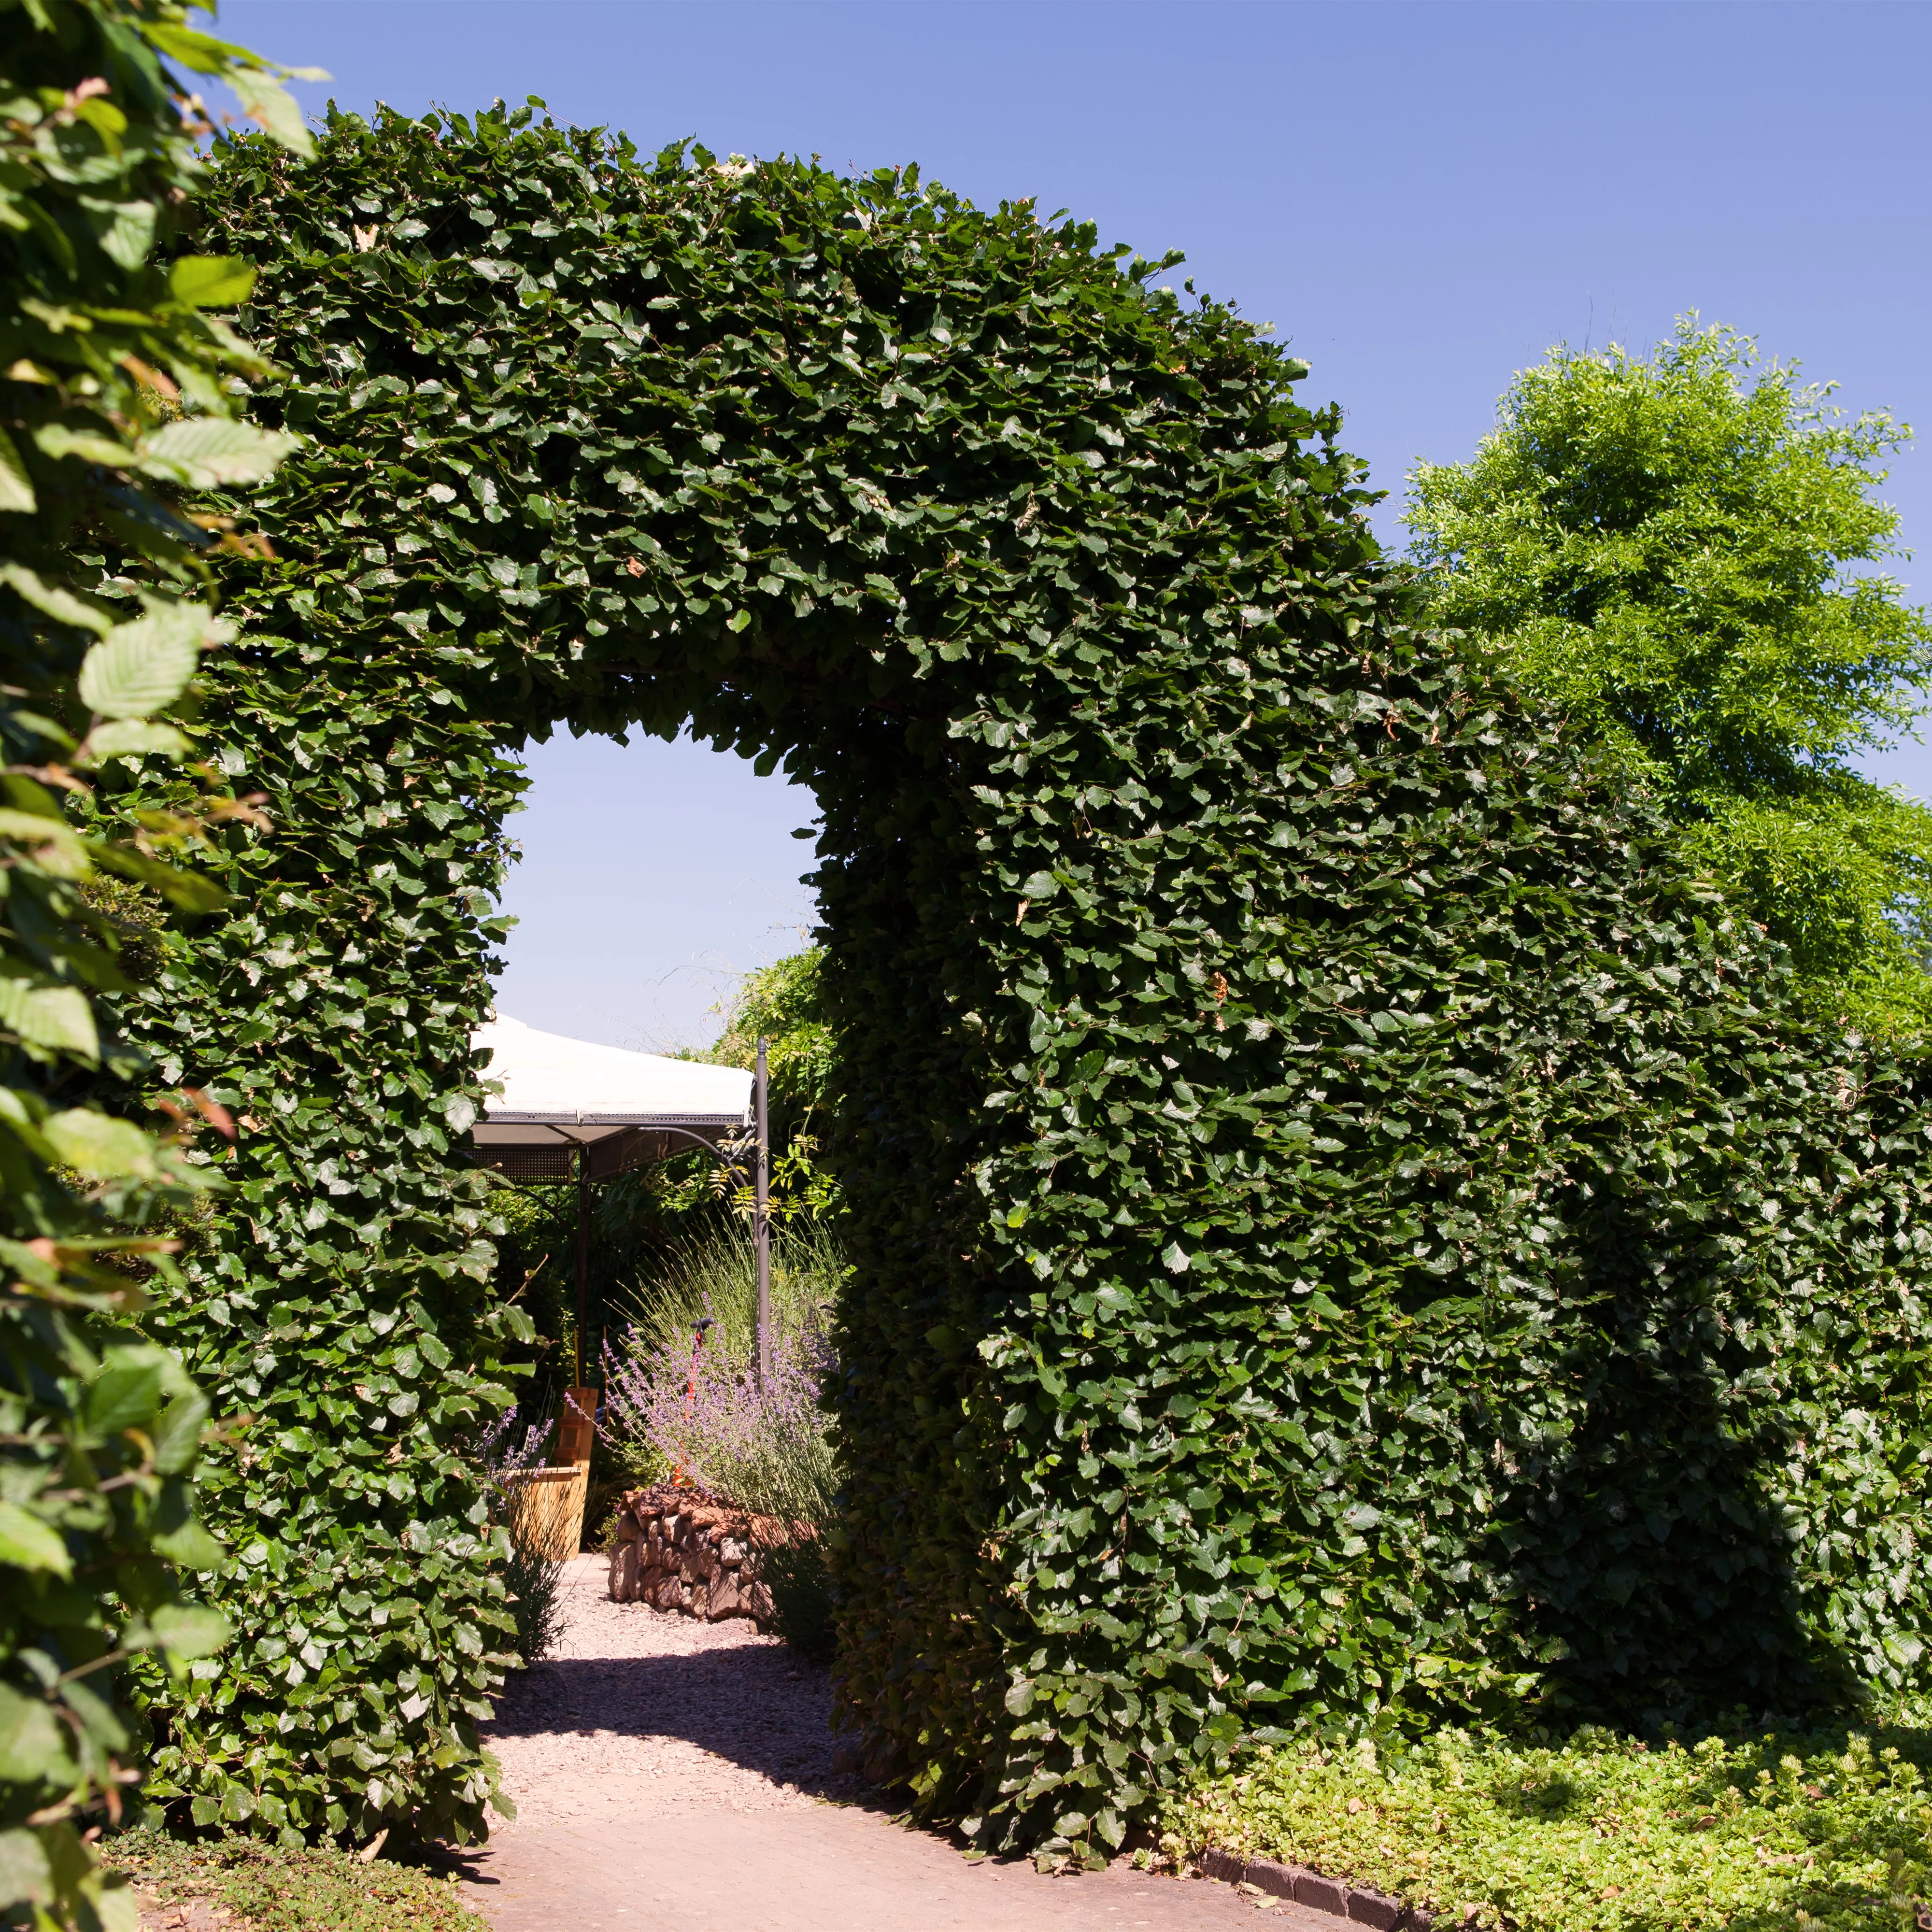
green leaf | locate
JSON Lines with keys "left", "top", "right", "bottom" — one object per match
{"left": 0, "top": 426, "right": 35, "bottom": 513}
{"left": 138, "top": 419, "right": 295, "bottom": 489}
{"left": 152, "top": 1518, "right": 226, "bottom": 1573}
{"left": 0, "top": 563, "right": 114, "bottom": 634}
{"left": 142, "top": 20, "right": 261, "bottom": 73}
{"left": 92, "top": 842, "right": 229, "bottom": 912}
{"left": 0, "top": 810, "right": 89, "bottom": 875}
{"left": 0, "top": 1827, "right": 52, "bottom": 1909}
{"left": 0, "top": 981, "right": 99, "bottom": 1062}
{"left": 0, "top": 1500, "right": 72, "bottom": 1578}
{"left": 149, "top": 1604, "right": 230, "bottom": 1662}
{"left": 84, "top": 1360, "right": 165, "bottom": 1434}
{"left": 0, "top": 1685, "right": 71, "bottom": 1785}
{"left": 77, "top": 197, "right": 158, "bottom": 273}
{"left": 237, "top": 78, "right": 315, "bottom": 158}
{"left": 44, "top": 1108, "right": 156, "bottom": 1181}
{"left": 77, "top": 607, "right": 213, "bottom": 719}
{"left": 33, "top": 423, "right": 134, "bottom": 469}
{"left": 84, "top": 719, "right": 192, "bottom": 763}
{"left": 169, "top": 256, "right": 258, "bottom": 309}
{"left": 153, "top": 1390, "right": 212, "bottom": 1475}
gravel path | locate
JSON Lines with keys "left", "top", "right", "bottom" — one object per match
{"left": 461, "top": 1554, "right": 1332, "bottom": 1932}
{"left": 480, "top": 1554, "right": 858, "bottom": 1826}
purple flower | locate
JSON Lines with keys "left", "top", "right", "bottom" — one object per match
{"left": 476, "top": 1406, "right": 556, "bottom": 1492}
{"left": 601, "top": 1300, "right": 835, "bottom": 1519}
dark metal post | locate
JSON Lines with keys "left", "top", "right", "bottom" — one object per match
{"left": 574, "top": 1138, "right": 589, "bottom": 1391}
{"left": 755, "top": 1036, "right": 771, "bottom": 1394}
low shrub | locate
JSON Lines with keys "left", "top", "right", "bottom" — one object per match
{"left": 497, "top": 1530, "right": 567, "bottom": 1668}
{"left": 1161, "top": 1725, "right": 1932, "bottom": 1932}
{"left": 476, "top": 1412, "right": 567, "bottom": 1665}
{"left": 753, "top": 1529, "right": 836, "bottom": 1663}
{"left": 110, "top": 1826, "right": 486, "bottom": 1932}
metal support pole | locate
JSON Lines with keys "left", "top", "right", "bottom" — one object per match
{"left": 755, "top": 1035, "right": 771, "bottom": 1395}
{"left": 574, "top": 1139, "right": 589, "bottom": 1392}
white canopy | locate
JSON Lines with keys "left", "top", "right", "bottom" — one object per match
{"left": 473, "top": 1015, "right": 752, "bottom": 1122}
{"left": 469, "top": 1016, "right": 753, "bottom": 1181}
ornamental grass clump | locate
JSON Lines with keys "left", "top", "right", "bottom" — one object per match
{"left": 1163, "top": 1727, "right": 1932, "bottom": 1932}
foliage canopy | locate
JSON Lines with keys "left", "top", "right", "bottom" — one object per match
{"left": 1406, "top": 319, "right": 1932, "bottom": 1030}
{"left": 71, "top": 101, "right": 1932, "bottom": 1866}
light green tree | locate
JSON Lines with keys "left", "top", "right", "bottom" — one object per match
{"left": 701, "top": 949, "right": 836, "bottom": 1221}
{"left": 1406, "top": 317, "right": 1932, "bottom": 1031}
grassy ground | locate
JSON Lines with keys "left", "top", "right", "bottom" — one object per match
{"left": 1159, "top": 1724, "right": 1932, "bottom": 1931}
{"left": 110, "top": 1826, "right": 488, "bottom": 1932}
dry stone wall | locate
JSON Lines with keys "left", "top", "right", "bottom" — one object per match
{"left": 607, "top": 1484, "right": 775, "bottom": 1627}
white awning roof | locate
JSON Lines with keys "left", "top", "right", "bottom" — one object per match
{"left": 472, "top": 1015, "right": 753, "bottom": 1126}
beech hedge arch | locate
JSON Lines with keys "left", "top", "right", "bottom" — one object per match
{"left": 99, "top": 103, "right": 1932, "bottom": 1855}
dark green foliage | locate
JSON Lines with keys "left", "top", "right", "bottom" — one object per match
{"left": 756, "top": 1530, "right": 835, "bottom": 1664}
{"left": 92, "top": 99, "right": 1932, "bottom": 1863}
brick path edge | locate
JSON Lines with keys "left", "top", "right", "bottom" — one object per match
{"left": 1195, "top": 1848, "right": 1431, "bottom": 1930}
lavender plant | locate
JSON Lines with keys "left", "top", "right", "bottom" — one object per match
{"left": 604, "top": 1225, "right": 844, "bottom": 1654}
{"left": 475, "top": 1409, "right": 556, "bottom": 1485}
{"left": 604, "top": 1311, "right": 835, "bottom": 1525}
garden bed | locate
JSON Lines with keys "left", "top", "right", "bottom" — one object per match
{"left": 1160, "top": 1725, "right": 1932, "bottom": 1932}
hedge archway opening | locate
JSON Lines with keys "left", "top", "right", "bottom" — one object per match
{"left": 104, "top": 102, "right": 1932, "bottom": 1856}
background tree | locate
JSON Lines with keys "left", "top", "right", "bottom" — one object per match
{"left": 1406, "top": 318, "right": 1932, "bottom": 1031}
{"left": 2, "top": 2, "right": 312, "bottom": 1922}
{"left": 701, "top": 947, "right": 835, "bottom": 1216}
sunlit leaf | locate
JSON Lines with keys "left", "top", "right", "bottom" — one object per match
{"left": 169, "top": 255, "right": 257, "bottom": 309}
{"left": 138, "top": 418, "right": 296, "bottom": 489}
{"left": 77, "top": 608, "right": 209, "bottom": 718}
{"left": 0, "top": 1501, "right": 71, "bottom": 1578}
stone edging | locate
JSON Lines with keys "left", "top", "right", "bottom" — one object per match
{"left": 1197, "top": 1848, "right": 1431, "bottom": 1929}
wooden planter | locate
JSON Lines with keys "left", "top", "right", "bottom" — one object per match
{"left": 500, "top": 1463, "right": 589, "bottom": 1562}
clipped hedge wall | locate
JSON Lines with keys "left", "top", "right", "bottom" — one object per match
{"left": 100, "top": 102, "right": 1932, "bottom": 1857}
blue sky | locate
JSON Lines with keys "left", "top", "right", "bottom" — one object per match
{"left": 219, "top": 0, "right": 1932, "bottom": 1048}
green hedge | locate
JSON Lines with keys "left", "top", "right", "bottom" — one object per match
{"left": 1, "top": 2, "right": 313, "bottom": 1921}
{"left": 93, "top": 102, "right": 1932, "bottom": 1859}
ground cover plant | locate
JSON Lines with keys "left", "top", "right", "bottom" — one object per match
{"left": 112, "top": 1825, "right": 486, "bottom": 1932}
{"left": 1163, "top": 1725, "right": 1932, "bottom": 1932}
{"left": 71, "top": 97, "right": 1932, "bottom": 1863}
{"left": 0, "top": 1, "right": 313, "bottom": 1922}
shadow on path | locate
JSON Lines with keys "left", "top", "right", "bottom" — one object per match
{"left": 484, "top": 1640, "right": 853, "bottom": 1797}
